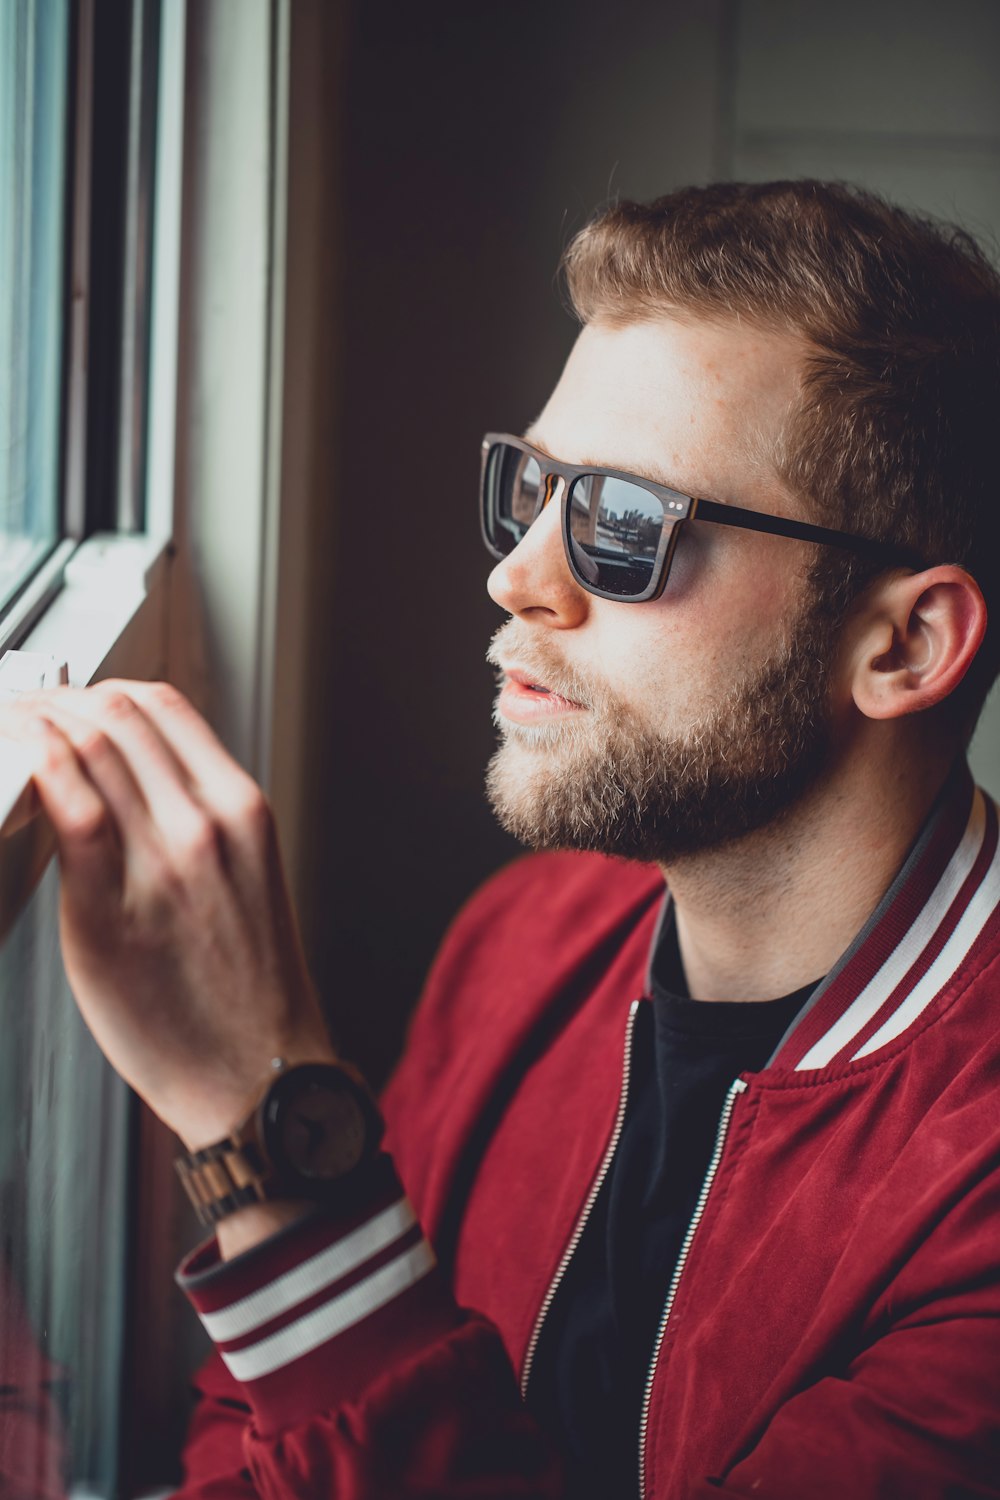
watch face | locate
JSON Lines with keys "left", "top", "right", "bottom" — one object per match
{"left": 262, "top": 1067, "right": 371, "bottom": 1184}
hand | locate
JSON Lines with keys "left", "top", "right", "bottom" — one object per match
{"left": 6, "top": 680, "right": 336, "bottom": 1150}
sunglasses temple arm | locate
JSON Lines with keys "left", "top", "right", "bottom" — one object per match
{"left": 692, "top": 498, "right": 922, "bottom": 568}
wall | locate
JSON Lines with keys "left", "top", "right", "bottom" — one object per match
{"left": 725, "top": 0, "right": 1000, "bottom": 793}
{"left": 315, "top": 0, "right": 729, "bottom": 1083}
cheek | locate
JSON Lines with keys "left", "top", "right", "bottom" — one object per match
{"left": 577, "top": 532, "right": 811, "bottom": 730}
{"left": 670, "top": 528, "right": 808, "bottom": 654}
{"left": 589, "top": 562, "right": 804, "bottom": 732}
{"left": 582, "top": 614, "right": 707, "bottom": 733}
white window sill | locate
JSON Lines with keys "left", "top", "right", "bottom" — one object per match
{"left": 0, "top": 532, "right": 170, "bottom": 938}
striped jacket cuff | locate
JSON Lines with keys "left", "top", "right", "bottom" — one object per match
{"left": 177, "top": 1155, "right": 463, "bottom": 1434}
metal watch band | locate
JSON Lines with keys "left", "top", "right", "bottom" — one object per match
{"left": 175, "top": 1133, "right": 273, "bottom": 1227}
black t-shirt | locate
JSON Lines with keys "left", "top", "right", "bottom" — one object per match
{"left": 526, "top": 914, "right": 817, "bottom": 1498}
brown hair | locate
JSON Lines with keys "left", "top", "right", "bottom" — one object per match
{"left": 562, "top": 181, "right": 1000, "bottom": 718}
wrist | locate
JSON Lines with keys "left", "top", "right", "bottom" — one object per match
{"left": 215, "top": 1198, "right": 314, "bottom": 1260}
{"left": 172, "top": 1047, "right": 342, "bottom": 1152}
{"left": 175, "top": 1057, "right": 384, "bottom": 1233}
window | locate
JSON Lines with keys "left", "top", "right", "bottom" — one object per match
{"left": 0, "top": 1, "right": 181, "bottom": 1493}
{"left": 0, "top": 865, "right": 130, "bottom": 1499}
{"left": 0, "top": 1, "right": 69, "bottom": 612}
{"left": 0, "top": 0, "right": 305, "bottom": 1489}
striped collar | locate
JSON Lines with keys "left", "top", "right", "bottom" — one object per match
{"left": 770, "top": 764, "right": 1000, "bottom": 1073}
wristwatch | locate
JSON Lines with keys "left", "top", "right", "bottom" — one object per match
{"left": 175, "top": 1059, "right": 385, "bottom": 1227}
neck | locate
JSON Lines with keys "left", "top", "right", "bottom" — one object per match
{"left": 662, "top": 735, "right": 959, "bottom": 1002}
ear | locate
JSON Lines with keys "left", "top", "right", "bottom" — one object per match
{"left": 850, "top": 566, "right": 987, "bottom": 722}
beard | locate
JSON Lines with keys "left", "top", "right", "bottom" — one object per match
{"left": 484, "top": 597, "right": 838, "bottom": 865}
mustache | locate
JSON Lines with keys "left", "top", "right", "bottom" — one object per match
{"left": 486, "top": 621, "right": 599, "bottom": 709}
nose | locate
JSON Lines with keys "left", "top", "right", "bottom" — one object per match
{"left": 486, "top": 479, "right": 590, "bottom": 628}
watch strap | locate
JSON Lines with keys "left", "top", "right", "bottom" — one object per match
{"left": 174, "top": 1059, "right": 384, "bottom": 1228}
{"left": 175, "top": 1128, "right": 274, "bottom": 1227}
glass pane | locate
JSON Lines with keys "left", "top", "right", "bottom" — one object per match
{"left": 0, "top": 0, "right": 69, "bottom": 611}
{"left": 0, "top": 862, "right": 129, "bottom": 1499}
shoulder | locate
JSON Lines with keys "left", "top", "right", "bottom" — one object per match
{"left": 436, "top": 848, "right": 665, "bottom": 966}
{"left": 457, "top": 846, "right": 666, "bottom": 925}
{"left": 381, "top": 851, "right": 665, "bottom": 1213}
{"left": 382, "top": 850, "right": 663, "bottom": 1102}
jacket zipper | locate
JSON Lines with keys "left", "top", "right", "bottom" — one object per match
{"left": 519, "top": 998, "right": 641, "bottom": 1399}
{"left": 638, "top": 1075, "right": 749, "bottom": 1499}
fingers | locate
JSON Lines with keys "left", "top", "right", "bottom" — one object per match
{"left": 12, "top": 681, "right": 273, "bottom": 883}
{"left": 11, "top": 687, "right": 325, "bottom": 1146}
{"left": 94, "top": 680, "right": 263, "bottom": 819}
{"left": 30, "top": 687, "right": 212, "bottom": 856}
{"left": 96, "top": 682, "right": 304, "bottom": 964}
{"left": 28, "top": 719, "right": 123, "bottom": 910}
{"left": 88, "top": 681, "right": 277, "bottom": 867}
{"left": 29, "top": 695, "right": 160, "bottom": 848}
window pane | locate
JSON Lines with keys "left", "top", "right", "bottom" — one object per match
{"left": 0, "top": 862, "right": 129, "bottom": 1499}
{"left": 0, "top": 0, "right": 69, "bottom": 611}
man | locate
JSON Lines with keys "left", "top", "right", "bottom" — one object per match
{"left": 14, "top": 181, "right": 1000, "bottom": 1497}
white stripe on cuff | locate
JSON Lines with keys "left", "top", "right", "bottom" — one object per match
{"left": 220, "top": 1238, "right": 437, "bottom": 1382}
{"left": 201, "top": 1197, "right": 417, "bottom": 1342}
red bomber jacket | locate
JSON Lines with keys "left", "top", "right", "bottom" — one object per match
{"left": 177, "top": 768, "right": 1000, "bottom": 1499}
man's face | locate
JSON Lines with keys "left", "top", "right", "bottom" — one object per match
{"left": 485, "top": 315, "right": 844, "bottom": 864}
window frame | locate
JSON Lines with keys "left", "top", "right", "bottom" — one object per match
{"left": 0, "top": 0, "right": 337, "bottom": 1486}
{"left": 0, "top": 4, "right": 183, "bottom": 1481}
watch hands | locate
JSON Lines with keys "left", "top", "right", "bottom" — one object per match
{"left": 291, "top": 1111, "right": 325, "bottom": 1151}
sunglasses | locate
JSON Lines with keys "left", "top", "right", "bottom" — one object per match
{"left": 480, "top": 433, "right": 923, "bottom": 603}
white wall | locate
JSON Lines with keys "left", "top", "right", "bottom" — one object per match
{"left": 725, "top": 0, "right": 1000, "bottom": 792}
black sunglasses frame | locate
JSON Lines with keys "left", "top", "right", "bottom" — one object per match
{"left": 480, "top": 433, "right": 924, "bottom": 603}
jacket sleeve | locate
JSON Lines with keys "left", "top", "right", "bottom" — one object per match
{"left": 0, "top": 1264, "right": 69, "bottom": 1500}
{"left": 174, "top": 1157, "right": 565, "bottom": 1499}
{"left": 687, "top": 1163, "right": 1000, "bottom": 1500}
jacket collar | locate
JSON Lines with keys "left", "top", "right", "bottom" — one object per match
{"left": 769, "top": 763, "right": 1000, "bottom": 1072}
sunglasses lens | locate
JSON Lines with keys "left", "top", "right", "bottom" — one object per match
{"left": 567, "top": 474, "right": 666, "bottom": 598}
{"left": 483, "top": 442, "right": 545, "bottom": 557}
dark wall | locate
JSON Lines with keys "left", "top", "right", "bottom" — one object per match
{"left": 310, "top": 0, "right": 729, "bottom": 1083}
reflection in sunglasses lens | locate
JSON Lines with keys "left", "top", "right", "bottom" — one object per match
{"left": 568, "top": 474, "right": 663, "bottom": 597}
{"left": 487, "top": 445, "right": 543, "bottom": 554}
{"left": 485, "top": 443, "right": 670, "bottom": 598}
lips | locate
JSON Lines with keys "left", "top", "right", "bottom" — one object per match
{"left": 497, "top": 666, "right": 586, "bottom": 722}
{"left": 507, "top": 669, "right": 554, "bottom": 695}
